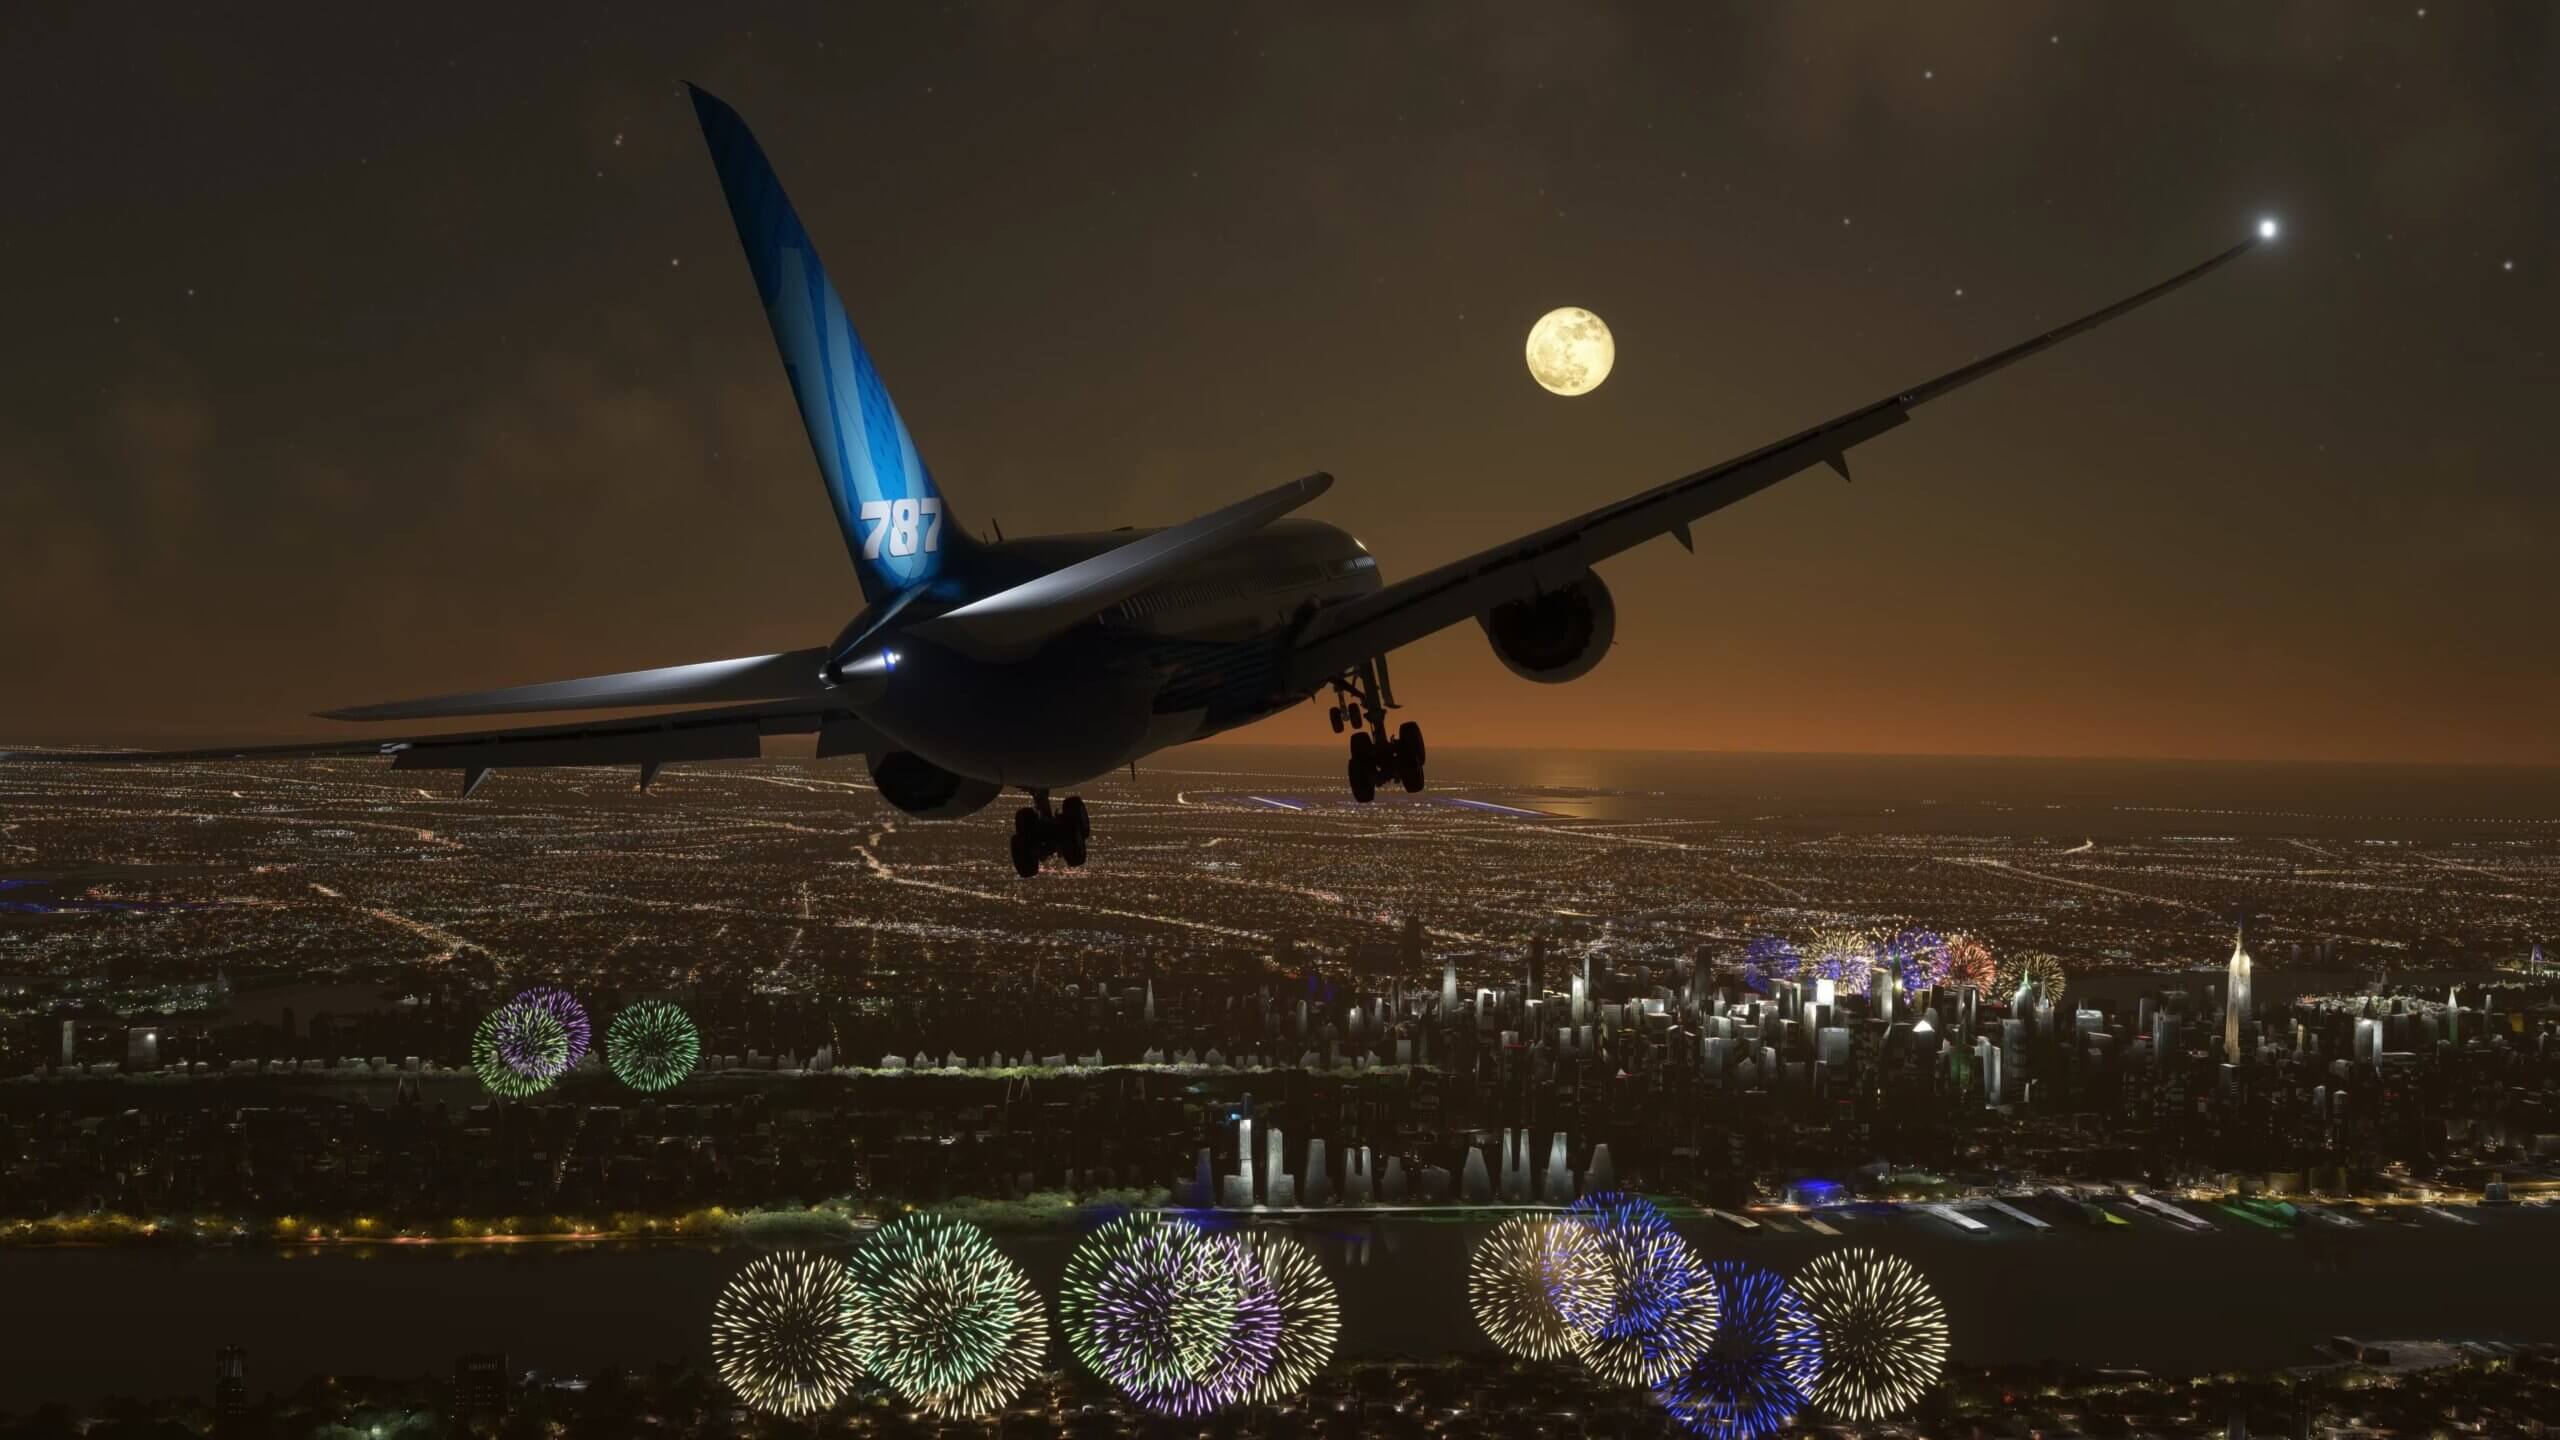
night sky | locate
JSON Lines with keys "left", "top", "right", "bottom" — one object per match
{"left": 4, "top": 4, "right": 2552, "bottom": 764}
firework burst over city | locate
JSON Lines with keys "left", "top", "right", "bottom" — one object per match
{"left": 469, "top": 1001, "right": 567, "bottom": 1099}
{"left": 1796, "top": 1246, "right": 1950, "bottom": 1422}
{"left": 846, "top": 1213, "right": 1049, "bottom": 1419}
{"left": 708, "top": 1250, "right": 864, "bottom": 1418}
{"left": 1555, "top": 1192, "right": 1721, "bottom": 1388}
{"left": 605, "top": 999, "right": 701, "bottom": 1093}
{"left": 1652, "top": 1258, "right": 1825, "bottom": 1439}
{"left": 1468, "top": 1215, "right": 1603, "bottom": 1361}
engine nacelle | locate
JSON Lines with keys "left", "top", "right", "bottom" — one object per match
{"left": 1479, "top": 572, "right": 1617, "bottom": 684}
{"left": 866, "top": 750, "right": 1002, "bottom": 819}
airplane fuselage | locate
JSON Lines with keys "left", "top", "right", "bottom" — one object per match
{"left": 853, "top": 518, "right": 1379, "bottom": 788}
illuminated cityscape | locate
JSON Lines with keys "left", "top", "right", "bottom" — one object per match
{"left": 0, "top": 751, "right": 2556, "bottom": 1433}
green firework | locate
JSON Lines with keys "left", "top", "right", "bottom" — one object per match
{"left": 471, "top": 1002, "right": 567, "bottom": 1099}
{"left": 606, "top": 999, "right": 701, "bottom": 1092}
{"left": 847, "top": 1213, "right": 1048, "bottom": 1418}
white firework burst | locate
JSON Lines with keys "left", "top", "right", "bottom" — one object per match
{"left": 1795, "top": 1246, "right": 1949, "bottom": 1421}
{"left": 710, "top": 1250, "right": 863, "bottom": 1417}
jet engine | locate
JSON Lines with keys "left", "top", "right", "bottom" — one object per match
{"left": 1479, "top": 572, "right": 1617, "bottom": 684}
{"left": 866, "top": 750, "right": 1002, "bottom": 818}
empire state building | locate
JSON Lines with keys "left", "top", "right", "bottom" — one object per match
{"left": 2224, "top": 925, "right": 2254, "bottom": 1064}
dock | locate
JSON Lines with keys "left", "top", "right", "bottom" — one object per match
{"left": 1707, "top": 1208, "right": 1763, "bottom": 1233}
{"left": 1982, "top": 1198, "right": 2052, "bottom": 1231}
{"left": 1921, "top": 1203, "right": 1989, "bottom": 1234}
{"left": 2125, "top": 1191, "right": 2214, "bottom": 1230}
{"left": 1799, "top": 1214, "right": 1842, "bottom": 1236}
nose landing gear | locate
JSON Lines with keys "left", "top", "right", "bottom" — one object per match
{"left": 1009, "top": 791, "right": 1090, "bottom": 877}
{"left": 1331, "top": 659, "right": 1425, "bottom": 803}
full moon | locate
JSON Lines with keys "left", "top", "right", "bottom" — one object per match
{"left": 1524, "top": 306, "right": 1615, "bottom": 396}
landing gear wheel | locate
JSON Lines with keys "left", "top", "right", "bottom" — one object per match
{"left": 1328, "top": 705, "right": 1345, "bottom": 734}
{"left": 1009, "top": 830, "right": 1040, "bottom": 878}
{"left": 1059, "top": 796, "right": 1090, "bottom": 867}
{"left": 1348, "top": 732, "right": 1379, "bottom": 804}
{"left": 1396, "top": 721, "right": 1427, "bottom": 792}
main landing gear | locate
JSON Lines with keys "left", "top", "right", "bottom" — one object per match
{"left": 1329, "top": 658, "right": 1425, "bottom": 804}
{"left": 1010, "top": 790, "right": 1089, "bottom": 877}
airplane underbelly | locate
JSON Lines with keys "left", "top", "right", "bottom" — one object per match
{"left": 858, "top": 638, "right": 1158, "bottom": 790}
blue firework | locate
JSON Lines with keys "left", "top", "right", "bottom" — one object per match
{"left": 1653, "top": 1259, "right": 1823, "bottom": 1438}
{"left": 1739, "top": 935, "right": 1801, "bottom": 993}
{"left": 1886, "top": 929, "right": 1952, "bottom": 993}
{"left": 1554, "top": 1192, "right": 1719, "bottom": 1387}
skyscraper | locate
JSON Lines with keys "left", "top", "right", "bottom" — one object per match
{"left": 454, "top": 1352, "right": 509, "bottom": 1420}
{"left": 213, "top": 1347, "right": 248, "bottom": 1427}
{"left": 2225, "top": 925, "right": 2254, "bottom": 1064}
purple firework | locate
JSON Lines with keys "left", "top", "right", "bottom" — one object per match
{"left": 1066, "top": 1215, "right": 1280, "bottom": 1415}
{"left": 507, "top": 986, "right": 590, "bottom": 1076}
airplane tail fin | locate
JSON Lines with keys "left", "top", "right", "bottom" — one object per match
{"left": 688, "top": 84, "right": 961, "bottom": 603}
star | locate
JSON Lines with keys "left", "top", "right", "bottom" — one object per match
{"left": 2502, "top": 259, "right": 2515, "bottom": 272}
{"left": 1841, "top": 216, "right": 1852, "bottom": 226}
{"left": 612, "top": 131, "right": 625, "bottom": 147}
{"left": 669, "top": 257, "right": 682, "bottom": 268}
{"left": 1923, "top": 69, "right": 1935, "bottom": 79}
{"left": 1953, "top": 287, "right": 1965, "bottom": 298}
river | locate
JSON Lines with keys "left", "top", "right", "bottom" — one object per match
{"left": 15, "top": 1201, "right": 2560, "bottom": 1409}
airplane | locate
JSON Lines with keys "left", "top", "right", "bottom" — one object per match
{"left": 3, "top": 87, "right": 2275, "bottom": 877}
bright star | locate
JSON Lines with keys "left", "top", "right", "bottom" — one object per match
{"left": 2257, "top": 218, "right": 2279, "bottom": 240}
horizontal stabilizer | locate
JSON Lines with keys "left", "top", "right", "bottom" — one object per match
{"left": 913, "top": 473, "right": 1333, "bottom": 654}
{"left": 0, "top": 699, "right": 880, "bottom": 775}
{"left": 319, "top": 647, "right": 833, "bottom": 722}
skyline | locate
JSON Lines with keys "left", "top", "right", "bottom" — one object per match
{"left": 4, "top": 4, "right": 2553, "bottom": 767}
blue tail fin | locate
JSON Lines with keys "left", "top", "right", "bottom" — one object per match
{"left": 689, "top": 85, "right": 955, "bottom": 602}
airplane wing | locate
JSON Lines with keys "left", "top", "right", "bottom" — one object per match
{"left": 0, "top": 698, "right": 888, "bottom": 794}
{"left": 317, "top": 647, "right": 836, "bottom": 722}
{"left": 911, "top": 472, "right": 1333, "bottom": 656}
{"left": 1282, "top": 232, "right": 2267, "bottom": 692}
